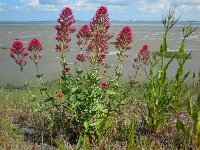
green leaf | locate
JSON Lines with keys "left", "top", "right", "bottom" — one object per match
{"left": 160, "top": 34, "right": 167, "bottom": 55}
{"left": 90, "top": 119, "right": 104, "bottom": 127}
{"left": 128, "top": 118, "right": 135, "bottom": 150}
{"left": 192, "top": 112, "right": 198, "bottom": 122}
{"left": 31, "top": 94, "right": 37, "bottom": 102}
{"left": 76, "top": 69, "right": 83, "bottom": 75}
{"left": 75, "top": 136, "right": 83, "bottom": 150}
{"left": 187, "top": 99, "right": 193, "bottom": 116}
{"left": 196, "top": 111, "right": 200, "bottom": 134}
{"left": 181, "top": 71, "right": 190, "bottom": 83}
{"left": 179, "top": 45, "right": 185, "bottom": 55}
{"left": 83, "top": 134, "right": 89, "bottom": 150}
{"left": 84, "top": 121, "right": 89, "bottom": 131}
{"left": 93, "top": 104, "right": 102, "bottom": 111}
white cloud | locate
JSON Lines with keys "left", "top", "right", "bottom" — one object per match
{"left": 33, "top": 4, "right": 58, "bottom": 11}
{"left": 30, "top": 0, "right": 40, "bottom": 6}
{"left": 173, "top": 0, "right": 200, "bottom": 11}
{"left": 137, "top": 0, "right": 171, "bottom": 13}
{"left": 20, "top": 0, "right": 58, "bottom": 11}
{"left": 39, "top": 0, "right": 71, "bottom": 5}
{"left": 38, "top": 0, "right": 131, "bottom": 11}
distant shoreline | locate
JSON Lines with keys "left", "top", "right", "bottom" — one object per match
{"left": 0, "top": 21, "right": 200, "bottom": 26}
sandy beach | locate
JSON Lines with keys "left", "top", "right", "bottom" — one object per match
{"left": 0, "top": 23, "right": 200, "bottom": 85}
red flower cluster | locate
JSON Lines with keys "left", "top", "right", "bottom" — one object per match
{"left": 55, "top": 7, "right": 76, "bottom": 52}
{"left": 64, "top": 67, "right": 70, "bottom": 72}
{"left": 98, "top": 53, "right": 106, "bottom": 62}
{"left": 133, "top": 44, "right": 150, "bottom": 70}
{"left": 76, "top": 53, "right": 86, "bottom": 62}
{"left": 27, "top": 38, "right": 43, "bottom": 61}
{"left": 10, "top": 39, "right": 25, "bottom": 54}
{"left": 55, "top": 92, "right": 64, "bottom": 99}
{"left": 101, "top": 81, "right": 109, "bottom": 88}
{"left": 9, "top": 39, "right": 29, "bottom": 67}
{"left": 86, "top": 6, "right": 113, "bottom": 53}
{"left": 138, "top": 44, "right": 150, "bottom": 65}
{"left": 115, "top": 26, "right": 133, "bottom": 50}
{"left": 76, "top": 24, "right": 91, "bottom": 47}
{"left": 90, "top": 6, "right": 110, "bottom": 32}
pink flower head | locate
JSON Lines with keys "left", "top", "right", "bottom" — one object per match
{"left": 57, "top": 7, "right": 75, "bottom": 30}
{"left": 77, "top": 24, "right": 91, "bottom": 39}
{"left": 138, "top": 44, "right": 150, "bottom": 65}
{"left": 142, "top": 44, "right": 148, "bottom": 50}
{"left": 98, "top": 53, "right": 106, "bottom": 62}
{"left": 101, "top": 81, "right": 109, "bottom": 88}
{"left": 91, "top": 6, "right": 109, "bottom": 31}
{"left": 90, "top": 6, "right": 110, "bottom": 32}
{"left": 55, "top": 45, "right": 61, "bottom": 52}
{"left": 116, "top": 26, "right": 133, "bottom": 50}
{"left": 10, "top": 39, "right": 25, "bottom": 55}
{"left": 76, "top": 53, "right": 85, "bottom": 62}
{"left": 16, "top": 59, "right": 27, "bottom": 66}
{"left": 76, "top": 24, "right": 91, "bottom": 48}
{"left": 27, "top": 38, "right": 43, "bottom": 52}
{"left": 86, "top": 6, "right": 112, "bottom": 53}
{"left": 59, "top": 7, "right": 74, "bottom": 25}
{"left": 97, "top": 6, "right": 107, "bottom": 14}
{"left": 55, "top": 92, "right": 64, "bottom": 99}
{"left": 55, "top": 7, "right": 76, "bottom": 53}
{"left": 28, "top": 38, "right": 43, "bottom": 61}
{"left": 9, "top": 39, "right": 28, "bottom": 67}
{"left": 64, "top": 67, "right": 70, "bottom": 72}
{"left": 55, "top": 35, "right": 63, "bottom": 41}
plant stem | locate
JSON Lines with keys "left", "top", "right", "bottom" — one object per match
{"left": 20, "top": 67, "right": 32, "bottom": 95}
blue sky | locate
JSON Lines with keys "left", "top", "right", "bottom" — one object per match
{"left": 0, "top": 0, "right": 200, "bottom": 21}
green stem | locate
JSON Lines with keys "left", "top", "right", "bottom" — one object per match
{"left": 34, "top": 60, "right": 51, "bottom": 98}
{"left": 20, "top": 67, "right": 41, "bottom": 108}
{"left": 20, "top": 67, "right": 32, "bottom": 95}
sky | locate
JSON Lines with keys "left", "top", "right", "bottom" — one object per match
{"left": 0, "top": 0, "right": 200, "bottom": 21}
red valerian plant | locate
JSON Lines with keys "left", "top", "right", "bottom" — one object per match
{"left": 98, "top": 53, "right": 106, "bottom": 63}
{"left": 10, "top": 39, "right": 29, "bottom": 68}
{"left": 115, "top": 26, "right": 133, "bottom": 79}
{"left": 133, "top": 44, "right": 150, "bottom": 79}
{"left": 55, "top": 7, "right": 76, "bottom": 81}
{"left": 55, "top": 92, "right": 64, "bottom": 99}
{"left": 115, "top": 26, "right": 133, "bottom": 51}
{"left": 101, "top": 81, "right": 109, "bottom": 88}
{"left": 28, "top": 38, "right": 43, "bottom": 62}
{"left": 63, "top": 67, "right": 70, "bottom": 72}
{"left": 137, "top": 44, "right": 150, "bottom": 65}
{"left": 8, "top": 6, "right": 135, "bottom": 148}
{"left": 76, "top": 6, "right": 113, "bottom": 74}
{"left": 76, "top": 24, "right": 91, "bottom": 49}
{"left": 27, "top": 38, "right": 46, "bottom": 87}
{"left": 88, "top": 6, "right": 113, "bottom": 53}
{"left": 55, "top": 7, "right": 76, "bottom": 53}
{"left": 76, "top": 53, "right": 86, "bottom": 62}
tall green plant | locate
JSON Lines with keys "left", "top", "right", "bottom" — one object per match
{"left": 142, "top": 7, "right": 197, "bottom": 133}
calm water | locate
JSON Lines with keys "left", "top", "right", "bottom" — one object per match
{"left": 0, "top": 21, "right": 200, "bottom": 85}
